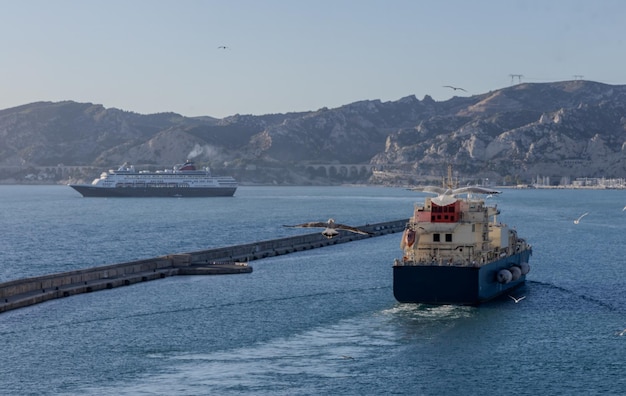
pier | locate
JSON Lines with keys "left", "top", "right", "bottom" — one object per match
{"left": 0, "top": 219, "right": 407, "bottom": 314}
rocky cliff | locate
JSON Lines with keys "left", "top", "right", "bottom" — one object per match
{"left": 1, "top": 80, "right": 625, "bottom": 185}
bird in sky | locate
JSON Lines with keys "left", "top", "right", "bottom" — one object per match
{"left": 217, "top": 45, "right": 229, "bottom": 49}
{"left": 283, "top": 218, "right": 373, "bottom": 239}
{"left": 574, "top": 212, "right": 589, "bottom": 224}
{"left": 443, "top": 85, "right": 467, "bottom": 92}
{"left": 508, "top": 295, "right": 526, "bottom": 303}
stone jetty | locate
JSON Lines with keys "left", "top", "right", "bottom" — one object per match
{"left": 0, "top": 219, "right": 407, "bottom": 313}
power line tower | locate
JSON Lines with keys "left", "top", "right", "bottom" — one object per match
{"left": 509, "top": 74, "right": 524, "bottom": 85}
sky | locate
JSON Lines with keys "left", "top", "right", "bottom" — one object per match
{"left": 1, "top": 0, "right": 624, "bottom": 118}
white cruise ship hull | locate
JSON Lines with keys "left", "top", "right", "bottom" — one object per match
{"left": 69, "top": 161, "right": 237, "bottom": 197}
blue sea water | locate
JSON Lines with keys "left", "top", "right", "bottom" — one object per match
{"left": 0, "top": 185, "right": 625, "bottom": 395}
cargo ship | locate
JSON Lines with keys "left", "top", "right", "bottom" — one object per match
{"left": 70, "top": 161, "right": 237, "bottom": 197}
{"left": 393, "top": 171, "right": 532, "bottom": 305}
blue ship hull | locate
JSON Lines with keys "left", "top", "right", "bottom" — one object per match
{"left": 70, "top": 185, "right": 236, "bottom": 197}
{"left": 393, "top": 250, "right": 532, "bottom": 305}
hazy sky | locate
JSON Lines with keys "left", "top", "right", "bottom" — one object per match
{"left": 1, "top": 0, "right": 624, "bottom": 118}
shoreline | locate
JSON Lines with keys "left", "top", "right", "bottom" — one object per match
{"left": 1, "top": 181, "right": 625, "bottom": 190}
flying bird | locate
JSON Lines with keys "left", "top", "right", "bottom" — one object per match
{"left": 508, "top": 295, "right": 526, "bottom": 303}
{"left": 574, "top": 212, "right": 589, "bottom": 224}
{"left": 443, "top": 85, "right": 467, "bottom": 92}
{"left": 283, "top": 218, "right": 373, "bottom": 239}
{"left": 217, "top": 45, "right": 229, "bottom": 49}
{"left": 410, "top": 185, "right": 501, "bottom": 206}
{"left": 622, "top": 205, "right": 626, "bottom": 211}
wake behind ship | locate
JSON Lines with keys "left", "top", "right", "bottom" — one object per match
{"left": 70, "top": 161, "right": 237, "bottom": 197}
{"left": 393, "top": 170, "right": 532, "bottom": 305}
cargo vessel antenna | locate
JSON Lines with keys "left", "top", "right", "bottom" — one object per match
{"left": 443, "top": 164, "right": 457, "bottom": 189}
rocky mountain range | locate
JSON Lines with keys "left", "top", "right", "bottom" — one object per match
{"left": 1, "top": 80, "right": 625, "bottom": 185}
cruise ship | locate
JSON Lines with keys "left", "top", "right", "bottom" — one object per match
{"left": 70, "top": 161, "right": 237, "bottom": 197}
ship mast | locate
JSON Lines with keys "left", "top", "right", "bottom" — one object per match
{"left": 443, "top": 164, "right": 457, "bottom": 189}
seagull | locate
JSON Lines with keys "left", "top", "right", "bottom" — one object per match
{"left": 443, "top": 85, "right": 467, "bottom": 92}
{"left": 283, "top": 218, "right": 373, "bottom": 239}
{"left": 508, "top": 295, "right": 526, "bottom": 303}
{"left": 617, "top": 329, "right": 626, "bottom": 336}
{"left": 411, "top": 185, "right": 501, "bottom": 206}
{"left": 622, "top": 206, "right": 626, "bottom": 211}
{"left": 217, "top": 45, "right": 229, "bottom": 49}
{"left": 574, "top": 212, "right": 589, "bottom": 224}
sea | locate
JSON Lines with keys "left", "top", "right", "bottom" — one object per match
{"left": 0, "top": 185, "right": 624, "bottom": 395}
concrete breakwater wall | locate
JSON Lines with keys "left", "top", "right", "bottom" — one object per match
{"left": 0, "top": 256, "right": 177, "bottom": 313}
{"left": 0, "top": 219, "right": 407, "bottom": 314}
{"left": 185, "top": 219, "right": 407, "bottom": 264}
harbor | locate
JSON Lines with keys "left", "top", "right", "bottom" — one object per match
{"left": 0, "top": 219, "right": 406, "bottom": 314}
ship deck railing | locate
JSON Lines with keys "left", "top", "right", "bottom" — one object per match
{"left": 395, "top": 245, "right": 531, "bottom": 268}
{"left": 395, "top": 257, "right": 484, "bottom": 268}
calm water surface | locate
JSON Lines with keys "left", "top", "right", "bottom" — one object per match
{"left": 0, "top": 185, "right": 624, "bottom": 395}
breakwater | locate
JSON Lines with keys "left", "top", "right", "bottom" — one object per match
{"left": 0, "top": 219, "right": 407, "bottom": 314}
